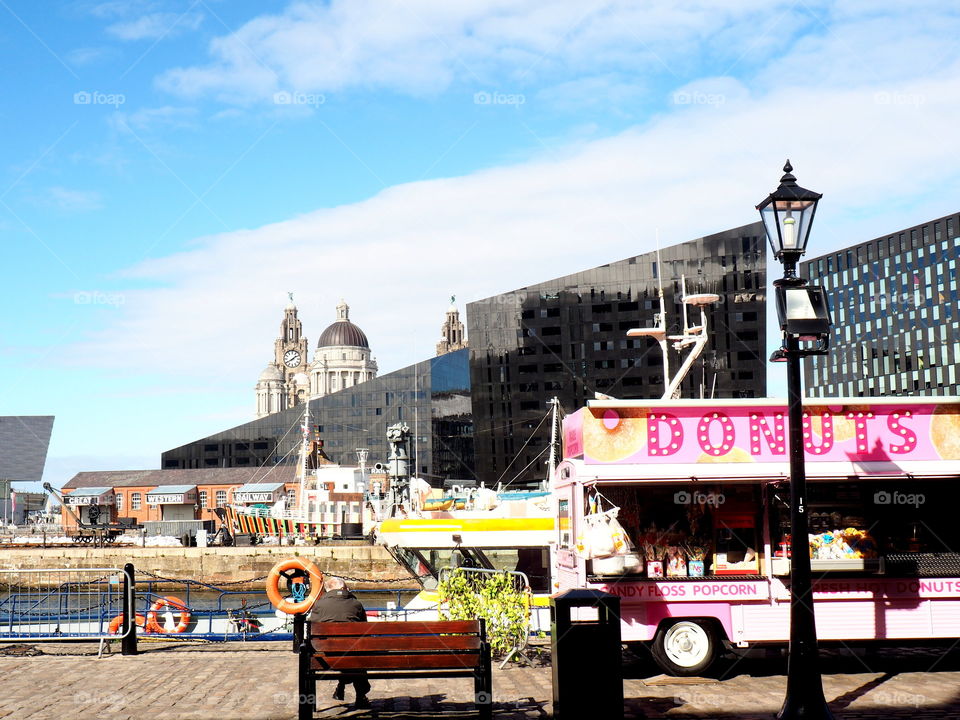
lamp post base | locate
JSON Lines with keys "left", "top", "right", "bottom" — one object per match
{"left": 778, "top": 697, "right": 835, "bottom": 720}
{"left": 776, "top": 633, "right": 835, "bottom": 720}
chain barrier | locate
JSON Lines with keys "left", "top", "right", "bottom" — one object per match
{"left": 136, "top": 570, "right": 270, "bottom": 590}
{"left": 328, "top": 573, "right": 432, "bottom": 583}
{"left": 136, "top": 569, "right": 428, "bottom": 589}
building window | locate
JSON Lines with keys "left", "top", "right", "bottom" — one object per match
{"left": 131, "top": 493, "right": 141, "bottom": 510}
{"left": 199, "top": 490, "right": 207, "bottom": 509}
{"left": 116, "top": 493, "right": 123, "bottom": 512}
{"left": 216, "top": 490, "right": 227, "bottom": 507}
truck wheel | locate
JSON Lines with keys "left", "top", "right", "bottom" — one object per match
{"left": 651, "top": 620, "right": 718, "bottom": 676}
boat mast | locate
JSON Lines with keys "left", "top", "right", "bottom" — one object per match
{"left": 299, "top": 401, "right": 310, "bottom": 502}
{"left": 656, "top": 236, "right": 670, "bottom": 393}
{"left": 661, "top": 275, "right": 718, "bottom": 399}
{"left": 545, "top": 397, "right": 560, "bottom": 491}
{"left": 414, "top": 364, "right": 419, "bottom": 479}
{"left": 627, "top": 236, "right": 720, "bottom": 400}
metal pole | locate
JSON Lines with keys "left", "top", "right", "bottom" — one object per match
{"left": 293, "top": 612, "right": 305, "bottom": 654}
{"left": 121, "top": 562, "right": 138, "bottom": 656}
{"left": 777, "top": 333, "right": 832, "bottom": 719}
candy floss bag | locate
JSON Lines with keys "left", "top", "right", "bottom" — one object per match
{"left": 580, "top": 507, "right": 630, "bottom": 559}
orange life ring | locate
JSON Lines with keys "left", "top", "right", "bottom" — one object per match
{"left": 145, "top": 596, "right": 191, "bottom": 633}
{"left": 266, "top": 558, "right": 324, "bottom": 614}
{"left": 108, "top": 613, "right": 145, "bottom": 634}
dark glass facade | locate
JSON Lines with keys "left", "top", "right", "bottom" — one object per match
{"left": 163, "top": 349, "right": 474, "bottom": 482}
{"left": 467, "top": 222, "right": 768, "bottom": 486}
{"left": 802, "top": 211, "right": 960, "bottom": 397}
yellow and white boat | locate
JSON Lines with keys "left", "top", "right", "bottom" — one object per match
{"left": 372, "top": 400, "right": 563, "bottom": 634}
{"left": 375, "top": 490, "right": 556, "bottom": 632}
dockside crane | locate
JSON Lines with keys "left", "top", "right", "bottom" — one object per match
{"left": 41, "top": 483, "right": 141, "bottom": 545}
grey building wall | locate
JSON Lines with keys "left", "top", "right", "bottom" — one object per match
{"left": 467, "top": 222, "right": 767, "bottom": 486}
{"left": 802, "top": 211, "right": 960, "bottom": 397}
{"left": 0, "top": 416, "right": 54, "bottom": 524}
{"left": 0, "top": 416, "right": 54, "bottom": 481}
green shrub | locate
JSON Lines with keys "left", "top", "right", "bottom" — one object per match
{"left": 438, "top": 569, "right": 528, "bottom": 658}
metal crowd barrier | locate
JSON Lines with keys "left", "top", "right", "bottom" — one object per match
{"left": 436, "top": 566, "right": 534, "bottom": 667}
{"left": 0, "top": 567, "right": 133, "bottom": 642}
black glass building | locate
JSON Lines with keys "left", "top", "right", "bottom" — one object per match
{"left": 802, "top": 211, "right": 960, "bottom": 397}
{"left": 162, "top": 349, "right": 474, "bottom": 482}
{"left": 467, "top": 222, "right": 768, "bottom": 487}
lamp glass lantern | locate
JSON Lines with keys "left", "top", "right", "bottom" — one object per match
{"left": 756, "top": 160, "right": 823, "bottom": 262}
{"left": 775, "top": 285, "right": 832, "bottom": 339}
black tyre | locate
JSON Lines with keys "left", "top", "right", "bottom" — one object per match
{"left": 651, "top": 619, "right": 718, "bottom": 676}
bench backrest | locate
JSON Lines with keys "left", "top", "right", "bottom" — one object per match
{"left": 308, "top": 620, "right": 485, "bottom": 671}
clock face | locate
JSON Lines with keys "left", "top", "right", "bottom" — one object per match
{"left": 283, "top": 349, "right": 302, "bottom": 368}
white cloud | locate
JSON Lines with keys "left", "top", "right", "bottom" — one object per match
{"left": 89, "top": 1, "right": 150, "bottom": 19}
{"left": 157, "top": 0, "right": 818, "bottom": 103}
{"left": 66, "top": 46, "right": 116, "bottom": 66}
{"left": 67, "top": 64, "right": 960, "bottom": 401}
{"left": 46, "top": 186, "right": 104, "bottom": 212}
{"left": 536, "top": 74, "right": 648, "bottom": 113}
{"left": 106, "top": 10, "right": 203, "bottom": 41}
{"left": 109, "top": 105, "right": 198, "bottom": 132}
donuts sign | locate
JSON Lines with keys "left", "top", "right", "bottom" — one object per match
{"left": 563, "top": 400, "right": 960, "bottom": 465}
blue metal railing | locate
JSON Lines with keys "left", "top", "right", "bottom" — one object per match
{"left": 2, "top": 566, "right": 422, "bottom": 642}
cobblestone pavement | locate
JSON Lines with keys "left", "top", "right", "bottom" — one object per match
{"left": 0, "top": 642, "right": 958, "bottom": 719}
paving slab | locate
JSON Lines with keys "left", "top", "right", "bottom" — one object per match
{"left": 0, "top": 642, "right": 958, "bottom": 719}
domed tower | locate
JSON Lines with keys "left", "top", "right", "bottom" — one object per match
{"left": 309, "top": 299, "right": 378, "bottom": 398}
{"left": 255, "top": 364, "right": 286, "bottom": 418}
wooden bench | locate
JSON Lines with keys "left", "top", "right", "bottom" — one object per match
{"left": 298, "top": 619, "right": 492, "bottom": 719}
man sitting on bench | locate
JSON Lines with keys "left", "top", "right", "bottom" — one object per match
{"left": 307, "top": 576, "right": 371, "bottom": 709}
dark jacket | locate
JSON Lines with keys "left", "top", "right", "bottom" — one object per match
{"left": 307, "top": 589, "right": 367, "bottom": 623}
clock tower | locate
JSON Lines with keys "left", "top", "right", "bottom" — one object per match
{"left": 274, "top": 293, "right": 309, "bottom": 404}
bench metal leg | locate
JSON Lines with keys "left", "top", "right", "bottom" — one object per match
{"left": 476, "top": 640, "right": 493, "bottom": 720}
{"left": 298, "top": 641, "right": 316, "bottom": 720}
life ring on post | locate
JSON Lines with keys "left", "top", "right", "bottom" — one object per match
{"left": 108, "top": 613, "right": 145, "bottom": 634}
{"left": 266, "top": 558, "right": 324, "bottom": 615}
{"left": 145, "top": 596, "right": 191, "bottom": 633}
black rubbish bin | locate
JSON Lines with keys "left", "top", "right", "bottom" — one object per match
{"left": 551, "top": 588, "right": 623, "bottom": 720}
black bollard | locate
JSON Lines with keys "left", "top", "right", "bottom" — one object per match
{"left": 121, "top": 562, "right": 138, "bottom": 656}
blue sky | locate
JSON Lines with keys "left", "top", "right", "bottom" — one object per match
{"left": 2, "top": 1, "right": 960, "bottom": 488}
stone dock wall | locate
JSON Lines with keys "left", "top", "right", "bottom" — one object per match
{"left": 0, "top": 545, "right": 414, "bottom": 589}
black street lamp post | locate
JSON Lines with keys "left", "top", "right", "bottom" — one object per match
{"left": 757, "top": 161, "right": 835, "bottom": 720}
